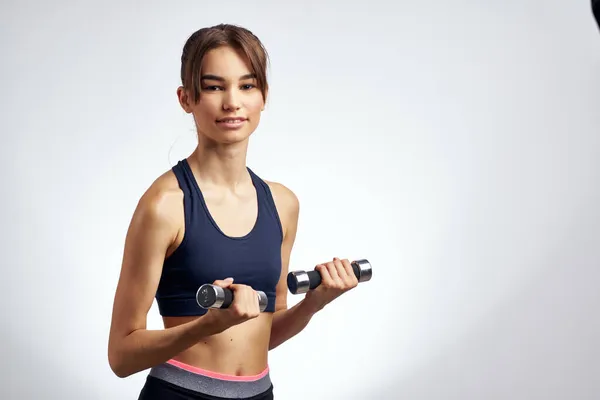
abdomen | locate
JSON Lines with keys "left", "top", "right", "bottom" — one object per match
{"left": 162, "top": 313, "right": 273, "bottom": 376}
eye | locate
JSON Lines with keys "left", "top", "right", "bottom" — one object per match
{"left": 241, "top": 84, "right": 255, "bottom": 90}
{"left": 203, "top": 85, "right": 223, "bottom": 91}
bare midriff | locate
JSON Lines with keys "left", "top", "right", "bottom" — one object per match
{"left": 162, "top": 313, "right": 274, "bottom": 376}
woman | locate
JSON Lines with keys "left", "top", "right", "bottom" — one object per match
{"left": 107, "top": 24, "right": 359, "bottom": 399}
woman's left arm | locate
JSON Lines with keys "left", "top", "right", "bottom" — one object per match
{"left": 267, "top": 182, "right": 358, "bottom": 351}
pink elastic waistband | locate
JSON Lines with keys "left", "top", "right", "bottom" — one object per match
{"left": 166, "top": 359, "right": 270, "bottom": 382}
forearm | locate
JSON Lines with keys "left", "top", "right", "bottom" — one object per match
{"left": 269, "top": 298, "right": 321, "bottom": 350}
{"left": 109, "top": 315, "right": 220, "bottom": 378}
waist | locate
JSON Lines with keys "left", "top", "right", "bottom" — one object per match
{"left": 163, "top": 359, "right": 269, "bottom": 381}
{"left": 147, "top": 359, "right": 272, "bottom": 399}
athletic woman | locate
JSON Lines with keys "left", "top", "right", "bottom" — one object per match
{"left": 107, "top": 24, "right": 359, "bottom": 399}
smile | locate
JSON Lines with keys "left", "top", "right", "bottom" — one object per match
{"left": 216, "top": 117, "right": 247, "bottom": 129}
{"left": 217, "top": 117, "right": 247, "bottom": 122}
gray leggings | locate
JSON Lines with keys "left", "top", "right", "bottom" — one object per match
{"left": 138, "top": 360, "right": 274, "bottom": 400}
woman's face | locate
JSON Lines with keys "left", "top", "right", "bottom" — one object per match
{"left": 178, "top": 46, "right": 266, "bottom": 146}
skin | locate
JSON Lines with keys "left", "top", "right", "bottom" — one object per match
{"left": 107, "top": 45, "right": 359, "bottom": 379}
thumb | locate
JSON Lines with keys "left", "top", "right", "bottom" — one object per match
{"left": 213, "top": 277, "right": 234, "bottom": 288}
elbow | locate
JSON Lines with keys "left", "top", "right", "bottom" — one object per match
{"left": 111, "top": 367, "right": 128, "bottom": 379}
{"left": 109, "top": 356, "right": 132, "bottom": 378}
{"left": 108, "top": 345, "right": 132, "bottom": 379}
{"left": 108, "top": 353, "right": 125, "bottom": 378}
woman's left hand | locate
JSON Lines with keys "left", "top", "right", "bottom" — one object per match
{"left": 303, "top": 257, "right": 359, "bottom": 312}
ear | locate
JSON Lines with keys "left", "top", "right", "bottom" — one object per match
{"left": 177, "top": 86, "right": 193, "bottom": 114}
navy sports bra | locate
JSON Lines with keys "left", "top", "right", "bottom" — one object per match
{"left": 155, "top": 159, "right": 283, "bottom": 316}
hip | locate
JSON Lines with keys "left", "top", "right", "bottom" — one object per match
{"left": 138, "top": 359, "right": 274, "bottom": 400}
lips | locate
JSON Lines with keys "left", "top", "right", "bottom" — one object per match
{"left": 217, "top": 117, "right": 247, "bottom": 123}
{"left": 216, "top": 117, "right": 248, "bottom": 130}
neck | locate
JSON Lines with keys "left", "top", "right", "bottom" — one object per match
{"left": 187, "top": 136, "right": 251, "bottom": 189}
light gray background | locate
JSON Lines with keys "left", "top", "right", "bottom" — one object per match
{"left": 2, "top": 1, "right": 599, "bottom": 399}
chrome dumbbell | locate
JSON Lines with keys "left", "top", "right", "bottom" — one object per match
{"left": 196, "top": 284, "right": 268, "bottom": 312}
{"left": 287, "top": 259, "right": 373, "bottom": 294}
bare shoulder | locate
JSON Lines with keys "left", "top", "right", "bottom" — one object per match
{"left": 265, "top": 180, "right": 299, "bottom": 237}
{"left": 127, "top": 168, "right": 185, "bottom": 255}
{"left": 139, "top": 169, "right": 183, "bottom": 218}
{"left": 265, "top": 180, "right": 299, "bottom": 216}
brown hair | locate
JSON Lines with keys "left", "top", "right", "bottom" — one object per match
{"left": 180, "top": 24, "right": 269, "bottom": 104}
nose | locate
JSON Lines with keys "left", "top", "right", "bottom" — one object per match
{"left": 222, "top": 89, "right": 241, "bottom": 111}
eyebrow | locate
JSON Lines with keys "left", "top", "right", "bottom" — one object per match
{"left": 200, "top": 73, "right": 256, "bottom": 82}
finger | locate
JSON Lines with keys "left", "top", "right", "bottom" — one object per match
{"left": 227, "top": 284, "right": 255, "bottom": 316}
{"left": 248, "top": 289, "right": 261, "bottom": 314}
{"left": 213, "top": 277, "right": 234, "bottom": 288}
{"left": 229, "top": 283, "right": 251, "bottom": 296}
{"left": 333, "top": 258, "right": 349, "bottom": 279}
{"left": 339, "top": 258, "right": 353, "bottom": 276}
{"left": 339, "top": 259, "right": 358, "bottom": 285}
{"left": 316, "top": 264, "right": 333, "bottom": 286}
{"left": 227, "top": 284, "right": 250, "bottom": 301}
{"left": 326, "top": 261, "right": 342, "bottom": 287}
{"left": 332, "top": 258, "right": 348, "bottom": 288}
{"left": 249, "top": 289, "right": 260, "bottom": 308}
{"left": 233, "top": 285, "right": 259, "bottom": 312}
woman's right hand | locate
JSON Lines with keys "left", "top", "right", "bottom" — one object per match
{"left": 205, "top": 278, "right": 262, "bottom": 333}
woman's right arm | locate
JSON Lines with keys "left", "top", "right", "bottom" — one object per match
{"left": 107, "top": 187, "right": 220, "bottom": 378}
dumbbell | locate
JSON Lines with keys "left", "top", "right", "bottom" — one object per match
{"left": 196, "top": 284, "right": 268, "bottom": 312}
{"left": 287, "top": 258, "right": 372, "bottom": 295}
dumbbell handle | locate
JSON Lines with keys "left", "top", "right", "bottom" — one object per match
{"left": 196, "top": 284, "right": 268, "bottom": 312}
{"left": 287, "top": 259, "right": 372, "bottom": 294}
